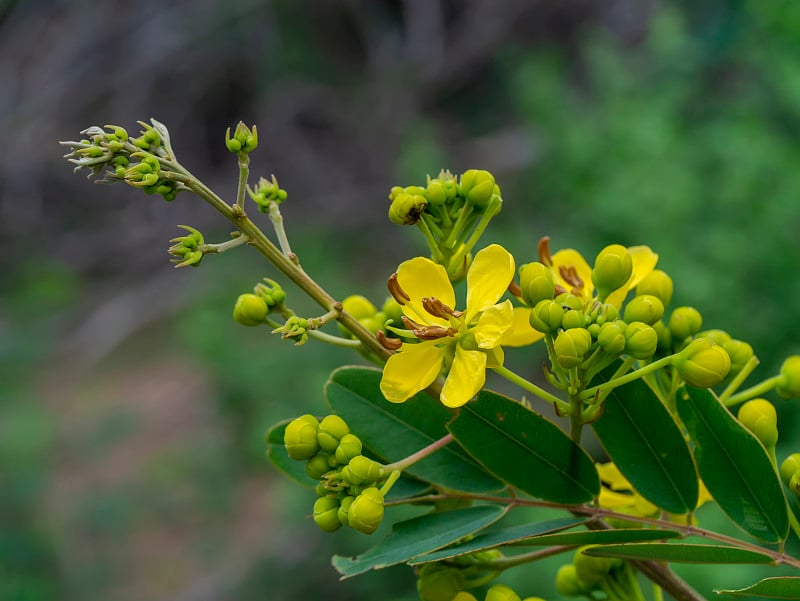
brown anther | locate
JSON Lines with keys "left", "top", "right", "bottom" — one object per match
{"left": 507, "top": 280, "right": 523, "bottom": 298}
{"left": 377, "top": 330, "right": 402, "bottom": 351}
{"left": 422, "top": 297, "right": 463, "bottom": 319}
{"left": 554, "top": 284, "right": 568, "bottom": 296}
{"left": 401, "top": 315, "right": 426, "bottom": 331}
{"left": 559, "top": 265, "right": 584, "bottom": 294}
{"left": 387, "top": 272, "right": 410, "bottom": 305}
{"left": 413, "top": 325, "right": 458, "bottom": 340}
{"left": 538, "top": 236, "right": 553, "bottom": 267}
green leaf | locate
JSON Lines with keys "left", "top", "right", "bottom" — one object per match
{"left": 448, "top": 389, "right": 599, "bottom": 504}
{"left": 716, "top": 577, "right": 800, "bottom": 599}
{"left": 332, "top": 505, "right": 506, "bottom": 578}
{"left": 678, "top": 387, "right": 789, "bottom": 542}
{"left": 325, "top": 366, "right": 503, "bottom": 493}
{"left": 584, "top": 543, "right": 773, "bottom": 564}
{"left": 407, "top": 516, "right": 586, "bottom": 564}
{"left": 515, "top": 527, "right": 682, "bottom": 547}
{"left": 592, "top": 367, "right": 698, "bottom": 514}
{"left": 264, "top": 419, "right": 316, "bottom": 488}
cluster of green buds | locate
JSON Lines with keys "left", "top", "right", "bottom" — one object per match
{"left": 388, "top": 169, "right": 503, "bottom": 281}
{"left": 556, "top": 547, "right": 628, "bottom": 599}
{"left": 247, "top": 175, "right": 287, "bottom": 212}
{"left": 338, "top": 295, "right": 404, "bottom": 338}
{"left": 283, "top": 414, "right": 399, "bottom": 535}
{"left": 225, "top": 121, "right": 258, "bottom": 154}
{"left": 232, "top": 278, "right": 286, "bottom": 327}
{"left": 781, "top": 453, "right": 800, "bottom": 497}
{"left": 168, "top": 225, "right": 205, "bottom": 268}
{"left": 419, "top": 579, "right": 544, "bottom": 601}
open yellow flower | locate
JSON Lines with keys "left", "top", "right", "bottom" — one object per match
{"left": 380, "top": 244, "right": 539, "bottom": 408}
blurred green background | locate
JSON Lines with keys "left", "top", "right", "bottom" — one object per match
{"left": 2, "top": 0, "right": 800, "bottom": 599}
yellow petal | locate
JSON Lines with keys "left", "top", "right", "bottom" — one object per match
{"left": 396, "top": 256, "right": 454, "bottom": 326}
{"left": 550, "top": 248, "right": 593, "bottom": 300}
{"left": 380, "top": 341, "right": 444, "bottom": 403}
{"left": 440, "top": 346, "right": 486, "bottom": 408}
{"left": 605, "top": 246, "right": 658, "bottom": 308}
{"left": 466, "top": 244, "right": 515, "bottom": 321}
{"left": 698, "top": 478, "right": 713, "bottom": 508}
{"left": 596, "top": 461, "right": 632, "bottom": 491}
{"left": 485, "top": 345, "right": 504, "bottom": 369}
{"left": 499, "top": 307, "right": 545, "bottom": 347}
{"left": 473, "top": 300, "right": 514, "bottom": 349}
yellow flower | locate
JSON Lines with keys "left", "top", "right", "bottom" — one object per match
{"left": 380, "top": 244, "right": 540, "bottom": 408}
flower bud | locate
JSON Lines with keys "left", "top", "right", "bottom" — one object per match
{"left": 556, "top": 564, "right": 590, "bottom": 597}
{"left": 723, "top": 339, "right": 754, "bottom": 375}
{"left": 348, "top": 487, "right": 385, "bottom": 534}
{"left": 598, "top": 321, "right": 626, "bottom": 355}
{"left": 519, "top": 261, "right": 555, "bottom": 306}
{"left": 554, "top": 328, "right": 592, "bottom": 369}
{"left": 382, "top": 296, "right": 404, "bottom": 327}
{"left": 737, "top": 399, "right": 778, "bottom": 448}
{"left": 673, "top": 338, "right": 731, "bottom": 387}
{"left": 780, "top": 453, "right": 800, "bottom": 487}
{"left": 317, "top": 415, "right": 350, "bottom": 451}
{"left": 306, "top": 453, "right": 332, "bottom": 480}
{"left": 697, "top": 329, "right": 731, "bottom": 347}
{"left": 595, "top": 303, "right": 619, "bottom": 326}
{"left": 388, "top": 192, "right": 427, "bottom": 225}
{"left": 451, "top": 594, "right": 479, "bottom": 601}
{"left": 668, "top": 306, "right": 703, "bottom": 341}
{"left": 233, "top": 293, "right": 268, "bottom": 326}
{"left": 416, "top": 564, "right": 466, "bottom": 601}
{"left": 485, "top": 584, "right": 522, "bottom": 601}
{"left": 624, "top": 322, "right": 658, "bottom": 360}
{"left": 635, "top": 269, "right": 674, "bottom": 307}
{"left": 284, "top": 414, "right": 320, "bottom": 460}
{"left": 334, "top": 434, "right": 363, "bottom": 465}
{"left": 529, "top": 299, "right": 564, "bottom": 334}
{"left": 623, "top": 294, "right": 664, "bottom": 326}
{"left": 313, "top": 496, "right": 342, "bottom": 532}
{"left": 459, "top": 169, "right": 496, "bottom": 209}
{"left": 555, "top": 293, "right": 583, "bottom": 311}
{"left": 776, "top": 356, "right": 800, "bottom": 399}
{"left": 343, "top": 455, "right": 384, "bottom": 485}
{"left": 562, "top": 309, "right": 586, "bottom": 330}
{"left": 591, "top": 245, "right": 633, "bottom": 300}
{"left": 790, "top": 472, "right": 800, "bottom": 496}
{"left": 253, "top": 278, "right": 286, "bottom": 310}
{"left": 573, "top": 546, "right": 617, "bottom": 586}
{"left": 653, "top": 320, "right": 672, "bottom": 351}
{"left": 337, "top": 495, "right": 355, "bottom": 526}
{"left": 425, "top": 180, "right": 448, "bottom": 206}
{"left": 342, "top": 295, "right": 377, "bottom": 320}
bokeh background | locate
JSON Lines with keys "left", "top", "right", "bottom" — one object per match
{"left": 2, "top": 0, "right": 800, "bottom": 599}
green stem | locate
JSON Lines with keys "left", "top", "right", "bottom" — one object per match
{"left": 443, "top": 203, "right": 473, "bottom": 249}
{"left": 235, "top": 153, "right": 250, "bottom": 210}
{"left": 417, "top": 216, "right": 445, "bottom": 262}
{"left": 485, "top": 545, "right": 573, "bottom": 571}
{"left": 459, "top": 197, "right": 502, "bottom": 256}
{"left": 724, "top": 374, "right": 781, "bottom": 407}
{"left": 569, "top": 391, "right": 583, "bottom": 443}
{"left": 383, "top": 433, "right": 454, "bottom": 472}
{"left": 719, "top": 355, "right": 760, "bottom": 405}
{"left": 579, "top": 355, "right": 673, "bottom": 401}
{"left": 267, "top": 201, "right": 293, "bottom": 256}
{"left": 492, "top": 365, "right": 570, "bottom": 414}
{"left": 200, "top": 234, "right": 248, "bottom": 254}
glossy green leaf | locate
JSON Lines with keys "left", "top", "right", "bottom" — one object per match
{"left": 325, "top": 367, "right": 503, "bottom": 493}
{"left": 515, "top": 527, "right": 682, "bottom": 547}
{"left": 716, "top": 577, "right": 800, "bottom": 599}
{"left": 592, "top": 368, "right": 698, "bottom": 514}
{"left": 584, "top": 543, "right": 773, "bottom": 564}
{"left": 332, "top": 505, "right": 505, "bottom": 578}
{"left": 678, "top": 386, "right": 789, "bottom": 542}
{"left": 264, "top": 419, "right": 316, "bottom": 488}
{"left": 407, "top": 516, "right": 586, "bottom": 564}
{"left": 448, "top": 389, "right": 599, "bottom": 504}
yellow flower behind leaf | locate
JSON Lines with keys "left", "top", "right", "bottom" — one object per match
{"left": 380, "top": 244, "right": 540, "bottom": 408}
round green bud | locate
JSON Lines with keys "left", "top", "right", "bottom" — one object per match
{"left": 344, "top": 455, "right": 384, "bottom": 485}
{"left": 780, "top": 453, "right": 800, "bottom": 487}
{"left": 334, "top": 433, "right": 363, "bottom": 465}
{"left": 737, "top": 398, "right": 778, "bottom": 448}
{"left": 284, "top": 414, "right": 320, "bottom": 460}
{"left": 555, "top": 293, "right": 583, "bottom": 312}
{"left": 348, "top": 487, "right": 385, "bottom": 534}
{"left": 673, "top": 338, "right": 731, "bottom": 388}
{"left": 452, "top": 594, "right": 479, "bottom": 601}
{"left": 624, "top": 322, "right": 658, "bottom": 360}
{"left": 233, "top": 293, "right": 268, "bottom": 326}
{"left": 342, "top": 295, "right": 377, "bottom": 320}
{"left": 653, "top": 320, "right": 672, "bottom": 351}
{"left": 723, "top": 339, "right": 754, "bottom": 375}
{"left": 519, "top": 261, "right": 555, "bottom": 306}
{"left": 556, "top": 564, "right": 589, "bottom": 597}
{"left": 623, "top": 294, "right": 664, "bottom": 326}
{"left": 573, "top": 547, "right": 616, "bottom": 586}
{"left": 587, "top": 323, "right": 600, "bottom": 338}
{"left": 313, "top": 496, "right": 342, "bottom": 532}
{"left": 635, "top": 269, "right": 674, "bottom": 307}
{"left": 416, "top": 564, "right": 466, "bottom": 601}
{"left": 591, "top": 244, "right": 633, "bottom": 300}
{"left": 382, "top": 296, "right": 404, "bottom": 327}
{"left": 317, "top": 415, "right": 350, "bottom": 452}
{"left": 697, "top": 329, "right": 732, "bottom": 347}
{"left": 226, "top": 137, "right": 242, "bottom": 153}
{"left": 554, "top": 328, "right": 592, "bottom": 369}
{"left": 562, "top": 309, "right": 585, "bottom": 330}
{"left": 459, "top": 169, "right": 496, "bottom": 208}
{"left": 485, "top": 584, "right": 522, "bottom": 601}
{"left": 790, "top": 472, "right": 800, "bottom": 496}
{"left": 529, "top": 299, "right": 564, "bottom": 334}
{"left": 668, "top": 306, "right": 703, "bottom": 341}
{"left": 425, "top": 180, "right": 447, "bottom": 206}
{"left": 776, "top": 356, "right": 800, "bottom": 399}
{"left": 337, "top": 495, "right": 355, "bottom": 526}
{"left": 305, "top": 453, "right": 332, "bottom": 480}
{"left": 389, "top": 192, "right": 427, "bottom": 225}
{"left": 595, "top": 303, "right": 619, "bottom": 326}
{"left": 598, "top": 321, "right": 626, "bottom": 355}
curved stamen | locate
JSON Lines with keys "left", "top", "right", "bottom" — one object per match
{"left": 387, "top": 272, "right": 410, "bottom": 305}
{"left": 422, "top": 296, "right": 463, "bottom": 320}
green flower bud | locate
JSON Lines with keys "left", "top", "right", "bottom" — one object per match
{"left": 382, "top": 296, "right": 404, "bottom": 327}
{"left": 635, "top": 269, "right": 674, "bottom": 307}
{"left": 253, "top": 278, "right": 286, "bottom": 310}
{"left": 776, "top": 356, "right": 800, "bottom": 399}
{"left": 334, "top": 433, "right": 363, "bottom": 465}
{"left": 529, "top": 299, "right": 564, "bottom": 334}
{"left": 452, "top": 593, "right": 479, "bottom": 601}
{"left": 780, "top": 453, "right": 800, "bottom": 487}
{"left": 555, "top": 293, "right": 583, "bottom": 311}
{"left": 519, "top": 261, "right": 555, "bottom": 306}
{"left": 343, "top": 455, "right": 384, "bottom": 485}
{"left": 595, "top": 303, "right": 619, "bottom": 326}
{"left": 306, "top": 453, "right": 332, "bottom": 480}
{"left": 284, "top": 414, "right": 320, "bottom": 460}
{"left": 425, "top": 180, "right": 448, "bottom": 206}
{"left": 485, "top": 584, "right": 522, "bottom": 601}
{"left": 459, "top": 169, "right": 496, "bottom": 208}
{"left": 668, "top": 306, "right": 703, "bottom": 341}
{"left": 556, "top": 564, "right": 590, "bottom": 597}
{"left": 737, "top": 398, "right": 778, "bottom": 448}
{"left": 342, "top": 295, "right": 377, "bottom": 320}
{"left": 313, "top": 496, "right": 342, "bottom": 532}
{"left": 723, "top": 339, "right": 754, "bottom": 375}
{"left": 554, "top": 328, "right": 592, "bottom": 369}
{"left": 348, "top": 487, "right": 384, "bottom": 534}
{"left": 317, "top": 415, "right": 350, "bottom": 451}
{"left": 573, "top": 547, "right": 617, "bottom": 586}
{"left": 697, "top": 329, "right": 731, "bottom": 347}
{"left": 233, "top": 293, "right": 268, "bottom": 326}
{"left": 673, "top": 338, "right": 731, "bottom": 387}
{"left": 416, "top": 564, "right": 466, "bottom": 601}
{"left": 790, "top": 472, "right": 800, "bottom": 496}
{"left": 653, "top": 320, "right": 672, "bottom": 351}
{"left": 624, "top": 322, "right": 658, "bottom": 360}
{"left": 562, "top": 309, "right": 586, "bottom": 330}
{"left": 337, "top": 495, "right": 355, "bottom": 526}
{"left": 389, "top": 192, "right": 427, "bottom": 225}
{"left": 226, "top": 122, "right": 258, "bottom": 154}
{"left": 591, "top": 245, "right": 633, "bottom": 300}
{"left": 598, "top": 321, "right": 626, "bottom": 355}
{"left": 623, "top": 294, "right": 664, "bottom": 326}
